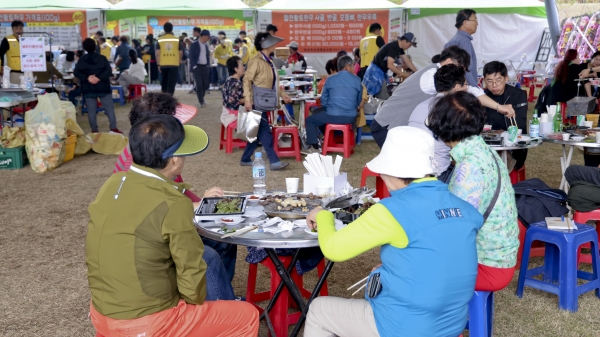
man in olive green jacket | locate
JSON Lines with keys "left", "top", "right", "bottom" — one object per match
{"left": 86, "top": 114, "right": 258, "bottom": 336}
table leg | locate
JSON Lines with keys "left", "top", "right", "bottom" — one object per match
{"left": 559, "top": 145, "right": 574, "bottom": 193}
{"left": 289, "top": 260, "right": 335, "bottom": 337}
{"left": 259, "top": 249, "right": 302, "bottom": 321}
{"left": 501, "top": 150, "right": 508, "bottom": 167}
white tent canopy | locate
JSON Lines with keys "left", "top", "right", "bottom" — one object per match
{"left": 401, "top": 0, "right": 548, "bottom": 72}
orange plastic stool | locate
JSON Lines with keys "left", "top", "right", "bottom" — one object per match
{"left": 575, "top": 209, "right": 600, "bottom": 265}
{"left": 322, "top": 124, "right": 355, "bottom": 158}
{"left": 246, "top": 256, "right": 328, "bottom": 337}
{"left": 128, "top": 84, "right": 148, "bottom": 101}
{"left": 273, "top": 126, "right": 301, "bottom": 161}
{"left": 219, "top": 123, "right": 246, "bottom": 154}
{"left": 360, "top": 166, "right": 390, "bottom": 199}
{"left": 516, "top": 220, "right": 545, "bottom": 269}
{"left": 509, "top": 165, "right": 526, "bottom": 185}
{"left": 304, "top": 100, "right": 319, "bottom": 120}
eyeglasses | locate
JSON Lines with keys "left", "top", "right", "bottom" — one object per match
{"left": 485, "top": 78, "right": 505, "bottom": 86}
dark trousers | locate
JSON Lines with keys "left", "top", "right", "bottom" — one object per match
{"left": 202, "top": 237, "right": 238, "bottom": 284}
{"left": 160, "top": 66, "right": 179, "bottom": 95}
{"left": 67, "top": 87, "right": 81, "bottom": 106}
{"left": 370, "top": 119, "right": 388, "bottom": 148}
{"left": 192, "top": 65, "right": 210, "bottom": 105}
{"left": 241, "top": 111, "right": 280, "bottom": 164}
{"left": 305, "top": 108, "right": 356, "bottom": 145}
{"left": 210, "top": 66, "right": 218, "bottom": 85}
{"left": 565, "top": 165, "right": 600, "bottom": 186}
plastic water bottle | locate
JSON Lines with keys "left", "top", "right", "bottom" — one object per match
{"left": 289, "top": 78, "right": 295, "bottom": 91}
{"left": 530, "top": 110, "right": 540, "bottom": 138}
{"left": 25, "top": 77, "right": 32, "bottom": 91}
{"left": 252, "top": 152, "right": 267, "bottom": 196}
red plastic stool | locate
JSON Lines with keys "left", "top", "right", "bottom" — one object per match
{"left": 516, "top": 219, "right": 545, "bottom": 269}
{"left": 360, "top": 166, "right": 390, "bottom": 199}
{"left": 219, "top": 123, "right": 246, "bottom": 154}
{"left": 575, "top": 209, "right": 600, "bottom": 265}
{"left": 304, "top": 100, "right": 319, "bottom": 120}
{"left": 273, "top": 126, "right": 301, "bottom": 161}
{"left": 128, "top": 84, "right": 148, "bottom": 101}
{"left": 322, "top": 124, "right": 355, "bottom": 158}
{"left": 12, "top": 101, "right": 36, "bottom": 113}
{"left": 509, "top": 165, "right": 526, "bottom": 185}
{"left": 246, "top": 256, "right": 328, "bottom": 337}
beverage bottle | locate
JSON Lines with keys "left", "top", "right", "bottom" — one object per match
{"left": 252, "top": 152, "right": 267, "bottom": 196}
{"left": 289, "top": 78, "right": 295, "bottom": 91}
{"left": 312, "top": 76, "right": 317, "bottom": 97}
{"left": 530, "top": 110, "right": 540, "bottom": 138}
{"left": 553, "top": 104, "right": 563, "bottom": 132}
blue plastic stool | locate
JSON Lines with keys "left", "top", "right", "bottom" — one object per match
{"left": 465, "top": 291, "right": 494, "bottom": 337}
{"left": 516, "top": 221, "right": 600, "bottom": 311}
{"left": 111, "top": 86, "right": 126, "bottom": 106}
{"left": 356, "top": 115, "right": 375, "bottom": 145}
{"left": 81, "top": 99, "right": 106, "bottom": 116}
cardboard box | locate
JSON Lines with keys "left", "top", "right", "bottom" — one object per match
{"left": 274, "top": 47, "right": 289, "bottom": 59}
{"left": 303, "top": 172, "right": 347, "bottom": 196}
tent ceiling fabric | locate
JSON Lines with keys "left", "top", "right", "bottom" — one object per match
{"left": 0, "top": 0, "right": 111, "bottom": 9}
{"left": 401, "top": 0, "right": 546, "bottom": 19}
{"left": 260, "top": 0, "right": 400, "bottom": 10}
{"left": 106, "top": 0, "right": 252, "bottom": 21}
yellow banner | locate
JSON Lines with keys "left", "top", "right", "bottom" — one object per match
{"left": 27, "top": 22, "right": 77, "bottom": 27}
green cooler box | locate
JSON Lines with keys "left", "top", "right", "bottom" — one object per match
{"left": 0, "top": 146, "right": 28, "bottom": 170}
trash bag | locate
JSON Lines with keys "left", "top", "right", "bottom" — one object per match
{"left": 363, "top": 95, "right": 385, "bottom": 115}
{"left": 88, "top": 132, "right": 128, "bottom": 155}
{"left": 74, "top": 134, "right": 92, "bottom": 156}
{"left": 25, "top": 93, "right": 66, "bottom": 172}
{"left": 0, "top": 127, "right": 26, "bottom": 148}
{"left": 60, "top": 100, "right": 77, "bottom": 120}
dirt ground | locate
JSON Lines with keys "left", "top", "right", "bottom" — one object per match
{"left": 1, "top": 87, "right": 600, "bottom": 337}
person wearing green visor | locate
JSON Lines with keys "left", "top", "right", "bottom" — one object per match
{"left": 87, "top": 114, "right": 259, "bottom": 336}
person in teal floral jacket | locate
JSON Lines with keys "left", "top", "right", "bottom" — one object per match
{"left": 427, "top": 91, "right": 519, "bottom": 291}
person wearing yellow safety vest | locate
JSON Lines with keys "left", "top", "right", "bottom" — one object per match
{"left": 218, "top": 31, "right": 233, "bottom": 50}
{"left": 214, "top": 38, "right": 233, "bottom": 88}
{"left": 0, "top": 20, "right": 25, "bottom": 84}
{"left": 359, "top": 23, "right": 386, "bottom": 80}
{"left": 235, "top": 38, "right": 250, "bottom": 66}
{"left": 156, "top": 22, "right": 183, "bottom": 95}
{"left": 239, "top": 30, "right": 256, "bottom": 58}
{"left": 98, "top": 37, "right": 112, "bottom": 60}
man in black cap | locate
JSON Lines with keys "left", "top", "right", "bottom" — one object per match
{"left": 190, "top": 29, "right": 212, "bottom": 108}
{"left": 363, "top": 32, "right": 418, "bottom": 99}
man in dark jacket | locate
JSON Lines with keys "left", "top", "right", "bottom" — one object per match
{"left": 75, "top": 38, "right": 121, "bottom": 133}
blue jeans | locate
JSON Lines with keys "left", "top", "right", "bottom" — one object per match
{"left": 203, "top": 245, "right": 235, "bottom": 300}
{"left": 305, "top": 109, "right": 355, "bottom": 145}
{"left": 211, "top": 66, "right": 219, "bottom": 86}
{"left": 241, "top": 111, "right": 280, "bottom": 164}
{"left": 217, "top": 64, "right": 228, "bottom": 86}
{"left": 202, "top": 237, "right": 237, "bottom": 283}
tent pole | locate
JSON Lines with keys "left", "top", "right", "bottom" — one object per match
{"left": 544, "top": 0, "right": 560, "bottom": 54}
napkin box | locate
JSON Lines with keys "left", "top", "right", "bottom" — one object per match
{"left": 303, "top": 172, "right": 347, "bottom": 196}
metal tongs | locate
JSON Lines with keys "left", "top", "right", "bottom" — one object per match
{"left": 323, "top": 187, "right": 376, "bottom": 210}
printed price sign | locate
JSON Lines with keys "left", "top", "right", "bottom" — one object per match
{"left": 20, "top": 36, "right": 46, "bottom": 72}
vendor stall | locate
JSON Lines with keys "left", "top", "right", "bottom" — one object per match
{"left": 257, "top": 0, "right": 402, "bottom": 75}
{"left": 400, "top": 0, "right": 548, "bottom": 70}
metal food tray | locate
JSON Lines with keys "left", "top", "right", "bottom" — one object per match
{"left": 195, "top": 196, "right": 248, "bottom": 217}
{"left": 261, "top": 193, "right": 324, "bottom": 219}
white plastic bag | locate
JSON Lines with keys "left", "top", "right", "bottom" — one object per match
{"left": 25, "top": 93, "right": 66, "bottom": 172}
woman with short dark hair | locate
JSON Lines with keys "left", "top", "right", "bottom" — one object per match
{"left": 74, "top": 38, "right": 121, "bottom": 133}
{"left": 427, "top": 91, "right": 519, "bottom": 292}
{"left": 221, "top": 56, "right": 245, "bottom": 128}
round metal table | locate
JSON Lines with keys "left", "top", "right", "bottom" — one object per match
{"left": 196, "top": 211, "right": 333, "bottom": 337}
{"left": 489, "top": 138, "right": 543, "bottom": 167}
{"left": 542, "top": 138, "right": 600, "bottom": 192}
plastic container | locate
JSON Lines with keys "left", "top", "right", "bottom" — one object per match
{"left": 0, "top": 146, "right": 28, "bottom": 170}
{"left": 63, "top": 133, "right": 77, "bottom": 162}
{"left": 252, "top": 152, "right": 267, "bottom": 196}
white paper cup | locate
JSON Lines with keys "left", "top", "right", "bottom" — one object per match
{"left": 562, "top": 133, "right": 570, "bottom": 141}
{"left": 584, "top": 121, "right": 594, "bottom": 128}
{"left": 518, "top": 129, "right": 523, "bottom": 135}
{"left": 540, "top": 113, "right": 549, "bottom": 123}
{"left": 316, "top": 185, "right": 330, "bottom": 196}
{"left": 285, "top": 178, "right": 300, "bottom": 193}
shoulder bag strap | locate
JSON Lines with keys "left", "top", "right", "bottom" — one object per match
{"left": 482, "top": 149, "right": 502, "bottom": 222}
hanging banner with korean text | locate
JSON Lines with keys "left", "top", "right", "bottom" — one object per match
{"left": 20, "top": 36, "right": 46, "bottom": 72}
{"left": 147, "top": 16, "right": 247, "bottom": 39}
{"left": 270, "top": 10, "right": 389, "bottom": 53}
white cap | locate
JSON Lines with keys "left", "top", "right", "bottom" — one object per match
{"left": 366, "top": 126, "right": 434, "bottom": 178}
{"left": 287, "top": 41, "right": 299, "bottom": 49}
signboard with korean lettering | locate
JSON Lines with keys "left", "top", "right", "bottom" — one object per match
{"left": 20, "top": 36, "right": 46, "bottom": 72}
{"left": 0, "top": 10, "right": 89, "bottom": 49}
{"left": 148, "top": 16, "right": 248, "bottom": 39}
{"left": 270, "top": 10, "right": 389, "bottom": 53}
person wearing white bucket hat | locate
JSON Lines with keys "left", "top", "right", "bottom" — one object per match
{"left": 303, "top": 126, "right": 483, "bottom": 337}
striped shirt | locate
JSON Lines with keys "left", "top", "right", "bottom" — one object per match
{"left": 113, "top": 145, "right": 201, "bottom": 202}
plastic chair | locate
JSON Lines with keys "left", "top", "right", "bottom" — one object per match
{"left": 516, "top": 220, "right": 545, "bottom": 270}
{"left": 246, "top": 256, "right": 328, "bottom": 337}
{"left": 575, "top": 209, "right": 600, "bottom": 265}
{"left": 304, "top": 100, "right": 319, "bottom": 120}
{"left": 356, "top": 115, "right": 375, "bottom": 145}
{"left": 219, "top": 123, "right": 246, "bottom": 154}
{"left": 322, "top": 124, "right": 355, "bottom": 158}
{"left": 464, "top": 291, "right": 494, "bottom": 337}
{"left": 509, "top": 165, "right": 526, "bottom": 185}
{"left": 516, "top": 221, "right": 600, "bottom": 311}
{"left": 111, "top": 86, "right": 126, "bottom": 106}
{"left": 128, "top": 84, "right": 148, "bottom": 101}
{"left": 273, "top": 126, "right": 301, "bottom": 161}
{"left": 360, "top": 166, "right": 390, "bottom": 199}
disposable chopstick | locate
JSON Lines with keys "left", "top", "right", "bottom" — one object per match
{"left": 221, "top": 225, "right": 258, "bottom": 238}
{"left": 347, "top": 276, "right": 369, "bottom": 291}
{"left": 352, "top": 283, "right": 367, "bottom": 296}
